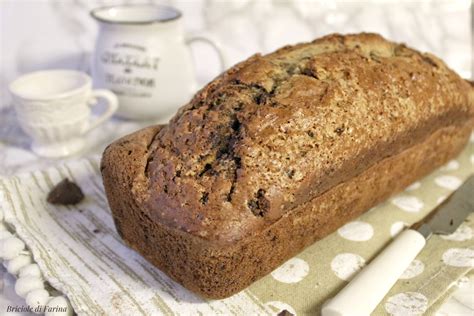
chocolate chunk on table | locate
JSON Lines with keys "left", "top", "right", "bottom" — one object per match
{"left": 47, "top": 178, "right": 84, "bottom": 205}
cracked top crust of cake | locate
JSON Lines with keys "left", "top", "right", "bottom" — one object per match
{"left": 140, "top": 33, "right": 473, "bottom": 242}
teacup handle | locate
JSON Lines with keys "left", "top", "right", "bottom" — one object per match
{"left": 186, "top": 34, "right": 226, "bottom": 74}
{"left": 82, "top": 89, "right": 118, "bottom": 135}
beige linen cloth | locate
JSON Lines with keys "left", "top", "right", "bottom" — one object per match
{"left": 0, "top": 138, "right": 473, "bottom": 315}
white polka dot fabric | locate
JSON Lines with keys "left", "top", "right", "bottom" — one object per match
{"left": 271, "top": 258, "right": 310, "bottom": 284}
{"left": 385, "top": 292, "right": 428, "bottom": 316}
{"left": 399, "top": 260, "right": 424, "bottom": 279}
{"left": 0, "top": 135, "right": 472, "bottom": 315}
{"left": 337, "top": 221, "right": 374, "bottom": 242}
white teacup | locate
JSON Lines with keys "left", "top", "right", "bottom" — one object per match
{"left": 9, "top": 70, "right": 118, "bottom": 157}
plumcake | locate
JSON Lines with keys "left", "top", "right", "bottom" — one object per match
{"left": 101, "top": 33, "right": 474, "bottom": 299}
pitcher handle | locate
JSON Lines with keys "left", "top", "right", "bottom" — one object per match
{"left": 186, "top": 33, "right": 226, "bottom": 75}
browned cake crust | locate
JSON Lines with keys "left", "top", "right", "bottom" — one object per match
{"left": 101, "top": 33, "right": 474, "bottom": 298}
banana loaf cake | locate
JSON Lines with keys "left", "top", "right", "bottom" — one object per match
{"left": 101, "top": 33, "right": 474, "bottom": 299}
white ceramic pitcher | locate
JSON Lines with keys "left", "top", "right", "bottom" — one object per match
{"left": 91, "top": 4, "right": 225, "bottom": 121}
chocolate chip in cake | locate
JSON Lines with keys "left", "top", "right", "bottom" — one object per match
{"left": 254, "top": 91, "right": 267, "bottom": 105}
{"left": 47, "top": 178, "right": 84, "bottom": 205}
{"left": 248, "top": 189, "right": 270, "bottom": 217}
{"left": 287, "top": 169, "right": 295, "bottom": 179}
{"left": 334, "top": 126, "right": 345, "bottom": 135}
{"left": 247, "top": 199, "right": 259, "bottom": 215}
{"left": 200, "top": 192, "right": 209, "bottom": 205}
{"left": 199, "top": 163, "right": 213, "bottom": 177}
